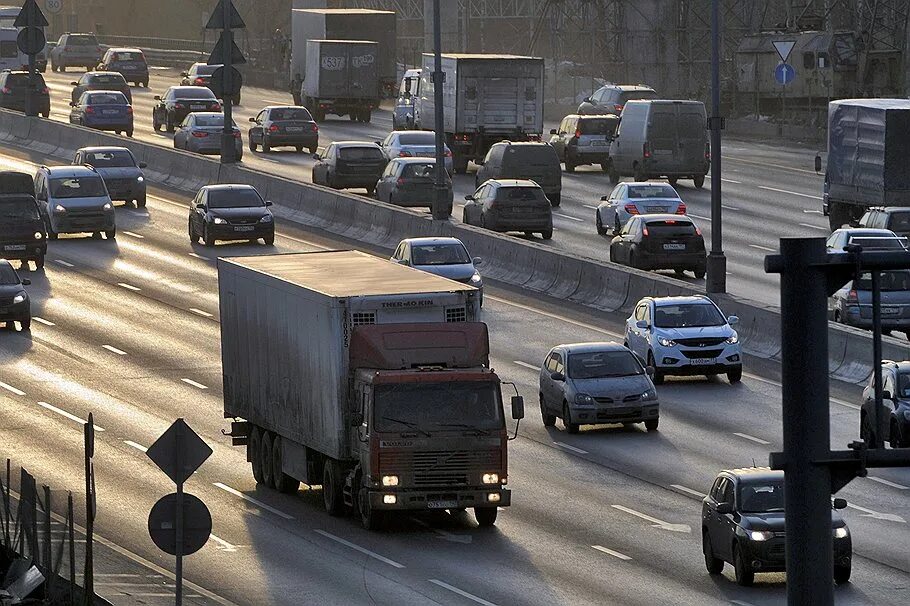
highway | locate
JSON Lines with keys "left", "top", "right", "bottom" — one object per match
{"left": 0, "top": 130, "right": 907, "bottom": 605}
{"left": 40, "top": 67, "right": 831, "bottom": 309}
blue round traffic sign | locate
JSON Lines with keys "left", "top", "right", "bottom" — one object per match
{"left": 775, "top": 63, "right": 796, "bottom": 86}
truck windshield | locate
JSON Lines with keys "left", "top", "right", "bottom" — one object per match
{"left": 374, "top": 381, "right": 502, "bottom": 432}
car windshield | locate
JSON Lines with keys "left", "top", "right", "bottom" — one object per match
{"left": 69, "top": 36, "right": 98, "bottom": 46}
{"left": 0, "top": 197, "right": 39, "bottom": 220}
{"left": 83, "top": 150, "right": 134, "bottom": 167}
{"left": 113, "top": 52, "right": 143, "bottom": 62}
{"left": 654, "top": 303, "right": 726, "bottom": 328}
{"left": 411, "top": 243, "right": 470, "bottom": 265}
{"left": 397, "top": 132, "right": 435, "bottom": 145}
{"left": 496, "top": 187, "right": 545, "bottom": 203}
{"left": 207, "top": 188, "right": 263, "bottom": 209}
{"left": 0, "top": 263, "right": 19, "bottom": 285}
{"left": 897, "top": 373, "right": 910, "bottom": 398}
{"left": 739, "top": 481, "right": 785, "bottom": 513}
{"left": 848, "top": 235, "right": 907, "bottom": 250}
{"left": 270, "top": 108, "right": 312, "bottom": 121}
{"left": 618, "top": 90, "right": 658, "bottom": 105}
{"left": 50, "top": 176, "right": 107, "bottom": 199}
{"left": 339, "top": 147, "right": 384, "bottom": 161}
{"left": 578, "top": 117, "right": 618, "bottom": 136}
{"left": 91, "top": 74, "right": 125, "bottom": 85}
{"left": 173, "top": 87, "right": 215, "bottom": 99}
{"left": 374, "top": 382, "right": 502, "bottom": 432}
{"left": 888, "top": 213, "right": 910, "bottom": 232}
{"left": 567, "top": 351, "right": 643, "bottom": 379}
{"left": 195, "top": 64, "right": 218, "bottom": 76}
{"left": 402, "top": 163, "right": 435, "bottom": 179}
{"left": 193, "top": 115, "right": 227, "bottom": 127}
{"left": 627, "top": 185, "right": 678, "bottom": 199}
{"left": 87, "top": 93, "right": 127, "bottom": 105}
{"left": 853, "top": 270, "right": 910, "bottom": 292}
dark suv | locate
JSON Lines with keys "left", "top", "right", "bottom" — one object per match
{"left": 609, "top": 214, "right": 707, "bottom": 278}
{"left": 97, "top": 47, "right": 149, "bottom": 87}
{"left": 463, "top": 179, "right": 553, "bottom": 240}
{"left": 860, "top": 360, "right": 910, "bottom": 448}
{"left": 475, "top": 141, "right": 562, "bottom": 206}
{"left": 0, "top": 171, "right": 46, "bottom": 270}
{"left": 0, "top": 71, "right": 50, "bottom": 117}
{"left": 577, "top": 84, "right": 657, "bottom": 116}
{"left": 152, "top": 86, "right": 221, "bottom": 133}
{"left": 702, "top": 468, "right": 851, "bottom": 586}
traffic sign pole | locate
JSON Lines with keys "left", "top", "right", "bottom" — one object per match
{"left": 220, "top": 0, "right": 234, "bottom": 163}
{"left": 174, "top": 422, "right": 184, "bottom": 606}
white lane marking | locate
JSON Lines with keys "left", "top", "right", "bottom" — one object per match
{"left": 188, "top": 252, "right": 210, "bottom": 261}
{"left": 428, "top": 579, "right": 496, "bottom": 606}
{"left": 102, "top": 345, "right": 127, "bottom": 356}
{"left": 554, "top": 213, "right": 584, "bottom": 222}
{"left": 263, "top": 99, "right": 289, "bottom": 105}
{"left": 722, "top": 205, "right": 739, "bottom": 211}
{"left": 513, "top": 360, "right": 539, "bottom": 371}
{"left": 832, "top": 398, "right": 860, "bottom": 410}
{"left": 124, "top": 440, "right": 148, "bottom": 453}
{"left": 748, "top": 244, "right": 775, "bottom": 252}
{"left": 866, "top": 476, "right": 908, "bottom": 490}
{"left": 554, "top": 441, "right": 588, "bottom": 455}
{"left": 32, "top": 317, "right": 55, "bottom": 326}
{"left": 799, "top": 222, "right": 828, "bottom": 231}
{"left": 733, "top": 432, "right": 770, "bottom": 445}
{"left": 122, "top": 231, "right": 145, "bottom": 239}
{"left": 845, "top": 503, "right": 906, "bottom": 523}
{"left": 727, "top": 155, "right": 820, "bottom": 175}
{"left": 730, "top": 601, "right": 757, "bottom": 606}
{"left": 583, "top": 204, "right": 599, "bottom": 210}
{"left": 670, "top": 484, "right": 705, "bottom": 498}
{"left": 314, "top": 529, "right": 405, "bottom": 569}
{"left": 54, "top": 259, "right": 74, "bottom": 267}
{"left": 757, "top": 185, "right": 822, "bottom": 200}
{"left": 721, "top": 178, "right": 742, "bottom": 184}
{"left": 803, "top": 209, "right": 823, "bottom": 214}
{"left": 611, "top": 504, "right": 691, "bottom": 532}
{"left": 689, "top": 213, "right": 710, "bottom": 221}
{"left": 0, "top": 382, "right": 25, "bottom": 396}
{"left": 37, "top": 402, "right": 105, "bottom": 431}
{"left": 591, "top": 545, "right": 632, "bottom": 561}
{"left": 189, "top": 308, "right": 214, "bottom": 318}
{"left": 181, "top": 378, "right": 208, "bottom": 390}
{"left": 117, "top": 282, "right": 141, "bottom": 292}
{"left": 213, "top": 482, "right": 295, "bottom": 520}
{"left": 209, "top": 534, "right": 238, "bottom": 552}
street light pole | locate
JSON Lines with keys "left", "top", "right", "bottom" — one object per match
{"left": 431, "top": 0, "right": 450, "bottom": 220}
{"left": 706, "top": 0, "right": 727, "bottom": 293}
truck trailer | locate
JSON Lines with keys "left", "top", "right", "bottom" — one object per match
{"left": 219, "top": 250, "right": 522, "bottom": 530}
{"left": 414, "top": 53, "right": 545, "bottom": 174}
{"left": 302, "top": 39, "right": 379, "bottom": 122}
{"left": 823, "top": 99, "right": 910, "bottom": 230}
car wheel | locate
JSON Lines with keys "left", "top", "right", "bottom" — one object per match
{"left": 565, "top": 160, "right": 575, "bottom": 173}
{"left": 166, "top": 115, "right": 175, "bottom": 133}
{"left": 596, "top": 214, "right": 606, "bottom": 236}
{"left": 309, "top": 146, "right": 317, "bottom": 154}
{"left": 34, "top": 254, "right": 44, "bottom": 270}
{"left": 648, "top": 353, "right": 664, "bottom": 385}
{"left": 249, "top": 137, "right": 257, "bottom": 152}
{"left": 136, "top": 195, "right": 147, "bottom": 208}
{"left": 541, "top": 228, "right": 553, "bottom": 240}
{"left": 668, "top": 177, "right": 678, "bottom": 186}
{"left": 727, "top": 366, "right": 743, "bottom": 384}
{"left": 645, "top": 418, "right": 659, "bottom": 432}
{"left": 249, "top": 427, "right": 264, "bottom": 484}
{"left": 614, "top": 217, "right": 621, "bottom": 235}
{"left": 540, "top": 393, "right": 556, "bottom": 427}
{"left": 733, "top": 544, "right": 754, "bottom": 586}
{"left": 608, "top": 164, "right": 620, "bottom": 185}
{"left": 693, "top": 174, "right": 706, "bottom": 189}
{"left": 188, "top": 220, "right": 199, "bottom": 244}
{"left": 703, "top": 530, "right": 724, "bottom": 574}
{"left": 861, "top": 412, "right": 878, "bottom": 449}
{"left": 629, "top": 250, "right": 637, "bottom": 269}
{"left": 296, "top": 145, "right": 303, "bottom": 153}
{"left": 262, "top": 138, "right": 271, "bottom": 153}
{"left": 674, "top": 268, "right": 686, "bottom": 278}
{"left": 19, "top": 316, "right": 31, "bottom": 332}
{"left": 563, "top": 402, "right": 579, "bottom": 434}
{"left": 126, "top": 129, "right": 133, "bottom": 138}
{"left": 474, "top": 507, "right": 498, "bottom": 527}
{"left": 105, "top": 229, "right": 116, "bottom": 240}
{"left": 203, "top": 225, "right": 215, "bottom": 247}
{"left": 890, "top": 420, "right": 906, "bottom": 449}
{"left": 260, "top": 431, "right": 275, "bottom": 488}
{"left": 834, "top": 564, "right": 852, "bottom": 585}
{"left": 59, "top": 64, "right": 66, "bottom": 73}
{"left": 153, "top": 115, "right": 161, "bottom": 132}
{"left": 694, "top": 265, "right": 706, "bottom": 280}
{"left": 264, "top": 233, "right": 275, "bottom": 246}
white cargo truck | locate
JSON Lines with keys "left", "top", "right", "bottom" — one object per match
{"left": 302, "top": 39, "right": 379, "bottom": 122}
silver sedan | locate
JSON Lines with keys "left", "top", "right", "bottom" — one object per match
{"left": 380, "top": 130, "right": 453, "bottom": 174}
{"left": 595, "top": 182, "right": 686, "bottom": 236}
{"left": 173, "top": 112, "right": 243, "bottom": 160}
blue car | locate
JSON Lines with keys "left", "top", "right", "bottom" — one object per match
{"left": 69, "top": 90, "right": 133, "bottom": 137}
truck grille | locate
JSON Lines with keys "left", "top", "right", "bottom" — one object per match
{"left": 351, "top": 312, "right": 376, "bottom": 326}
{"left": 380, "top": 449, "right": 501, "bottom": 487}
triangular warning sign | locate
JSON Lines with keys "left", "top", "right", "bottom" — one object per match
{"left": 772, "top": 40, "right": 796, "bottom": 63}
{"left": 208, "top": 32, "right": 247, "bottom": 66}
{"left": 13, "top": 0, "right": 49, "bottom": 28}
{"left": 205, "top": 0, "right": 246, "bottom": 30}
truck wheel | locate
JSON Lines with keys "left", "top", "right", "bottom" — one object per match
{"left": 19, "top": 316, "right": 31, "bottom": 331}
{"left": 361, "top": 109, "right": 372, "bottom": 123}
{"left": 633, "top": 164, "right": 647, "bottom": 182}
{"left": 548, "top": 192, "right": 561, "bottom": 207}
{"left": 249, "top": 427, "right": 264, "bottom": 484}
{"left": 828, "top": 201, "right": 851, "bottom": 231}
{"left": 359, "top": 487, "right": 388, "bottom": 531}
{"left": 474, "top": 507, "right": 498, "bottom": 527}
{"left": 322, "top": 459, "right": 345, "bottom": 516}
{"left": 270, "top": 435, "right": 300, "bottom": 494}
{"left": 260, "top": 432, "right": 275, "bottom": 488}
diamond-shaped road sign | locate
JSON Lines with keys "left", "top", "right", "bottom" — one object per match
{"left": 772, "top": 40, "right": 796, "bottom": 63}
{"left": 14, "top": 0, "right": 49, "bottom": 27}
{"left": 205, "top": 0, "right": 245, "bottom": 30}
{"left": 146, "top": 418, "right": 212, "bottom": 486}
{"left": 207, "top": 32, "right": 246, "bottom": 66}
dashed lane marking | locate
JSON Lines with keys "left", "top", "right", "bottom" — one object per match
{"left": 592, "top": 545, "right": 632, "bottom": 561}
{"left": 866, "top": 476, "right": 908, "bottom": 490}
{"left": 102, "top": 345, "right": 127, "bottom": 356}
{"left": 314, "top": 529, "right": 405, "bottom": 569}
{"left": 117, "top": 282, "right": 141, "bottom": 292}
{"left": 757, "top": 185, "right": 822, "bottom": 200}
{"left": 32, "top": 317, "right": 54, "bottom": 326}
{"left": 124, "top": 440, "right": 148, "bottom": 453}
{"left": 0, "top": 382, "right": 25, "bottom": 396}
{"left": 181, "top": 378, "right": 208, "bottom": 390}
{"left": 513, "top": 360, "right": 538, "bottom": 371}
{"left": 670, "top": 484, "right": 705, "bottom": 498}
{"left": 213, "top": 482, "right": 295, "bottom": 520}
{"left": 37, "top": 402, "right": 105, "bottom": 431}
{"left": 733, "top": 432, "right": 770, "bottom": 445}
{"left": 122, "top": 231, "right": 145, "bottom": 239}
{"left": 748, "top": 244, "right": 775, "bottom": 252}
{"left": 189, "top": 308, "right": 214, "bottom": 318}
{"left": 554, "top": 441, "right": 588, "bottom": 455}
{"left": 799, "top": 222, "right": 827, "bottom": 231}
{"left": 53, "top": 259, "right": 74, "bottom": 267}
{"left": 428, "top": 579, "right": 497, "bottom": 605}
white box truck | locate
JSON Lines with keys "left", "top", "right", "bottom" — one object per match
{"left": 302, "top": 39, "right": 379, "bottom": 122}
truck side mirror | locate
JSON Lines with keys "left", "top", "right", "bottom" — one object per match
{"left": 814, "top": 154, "right": 822, "bottom": 173}
{"left": 833, "top": 498, "right": 847, "bottom": 510}
{"left": 511, "top": 395, "right": 525, "bottom": 420}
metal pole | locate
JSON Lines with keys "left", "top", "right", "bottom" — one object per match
{"left": 431, "top": 0, "right": 449, "bottom": 220}
{"left": 778, "top": 238, "right": 834, "bottom": 606}
{"left": 706, "top": 0, "right": 726, "bottom": 293}
{"left": 872, "top": 271, "right": 884, "bottom": 447}
{"left": 175, "top": 423, "right": 185, "bottom": 606}
{"left": 25, "top": 53, "right": 36, "bottom": 117}
{"left": 68, "top": 493, "right": 75, "bottom": 606}
{"left": 83, "top": 415, "right": 94, "bottom": 606}
{"left": 220, "top": 0, "right": 235, "bottom": 164}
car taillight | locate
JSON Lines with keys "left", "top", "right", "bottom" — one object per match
{"left": 642, "top": 226, "right": 649, "bottom": 236}
{"left": 705, "top": 143, "right": 711, "bottom": 161}
{"left": 311, "top": 124, "right": 318, "bottom": 132}
{"left": 614, "top": 104, "right": 624, "bottom": 112}
{"left": 268, "top": 124, "right": 279, "bottom": 132}
{"left": 444, "top": 149, "right": 452, "bottom": 157}
{"left": 643, "top": 142, "right": 651, "bottom": 159}
{"left": 398, "top": 151, "right": 412, "bottom": 157}
{"left": 396, "top": 177, "right": 405, "bottom": 186}
{"left": 41, "top": 87, "right": 48, "bottom": 94}
{"left": 624, "top": 203, "right": 639, "bottom": 215}
{"left": 192, "top": 131, "right": 208, "bottom": 137}
{"left": 212, "top": 103, "right": 221, "bottom": 111}
{"left": 574, "top": 129, "right": 582, "bottom": 138}
{"left": 126, "top": 106, "right": 133, "bottom": 114}
{"left": 456, "top": 133, "right": 471, "bottom": 141}
{"left": 194, "top": 78, "right": 205, "bottom": 85}
{"left": 847, "top": 289, "right": 858, "bottom": 303}
{"left": 233, "top": 131, "right": 241, "bottom": 139}
{"left": 84, "top": 106, "right": 94, "bottom": 114}
{"left": 676, "top": 202, "right": 686, "bottom": 215}
{"left": 695, "top": 226, "right": 702, "bottom": 236}
{"left": 175, "top": 103, "right": 184, "bottom": 109}
{"left": 64, "top": 47, "right": 71, "bottom": 51}
{"left": 1, "top": 87, "right": 9, "bottom": 94}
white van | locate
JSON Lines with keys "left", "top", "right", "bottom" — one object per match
{"left": 0, "top": 6, "right": 46, "bottom": 71}
{"left": 608, "top": 100, "right": 709, "bottom": 188}
{"left": 0, "top": 27, "right": 25, "bottom": 72}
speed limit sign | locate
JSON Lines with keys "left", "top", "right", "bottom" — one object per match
{"left": 45, "top": 0, "right": 62, "bottom": 15}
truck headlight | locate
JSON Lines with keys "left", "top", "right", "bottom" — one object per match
{"left": 470, "top": 272, "right": 482, "bottom": 284}
{"left": 259, "top": 214, "right": 273, "bottom": 223}
{"left": 381, "top": 475, "right": 399, "bottom": 487}
{"left": 487, "top": 493, "right": 501, "bottom": 503}
{"left": 12, "top": 292, "right": 26, "bottom": 304}
{"left": 383, "top": 494, "right": 397, "bottom": 504}
{"left": 658, "top": 337, "right": 676, "bottom": 347}
{"left": 54, "top": 204, "right": 66, "bottom": 213}
{"left": 725, "top": 332, "right": 739, "bottom": 344}
{"left": 750, "top": 530, "right": 773, "bottom": 541}
{"left": 834, "top": 527, "right": 849, "bottom": 539}
{"left": 212, "top": 217, "right": 227, "bottom": 225}
{"left": 575, "top": 393, "right": 595, "bottom": 406}
{"left": 482, "top": 473, "right": 499, "bottom": 484}
{"left": 34, "top": 232, "right": 43, "bottom": 240}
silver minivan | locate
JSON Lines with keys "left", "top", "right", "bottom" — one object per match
{"left": 608, "top": 100, "right": 709, "bottom": 188}
{"left": 35, "top": 166, "right": 116, "bottom": 240}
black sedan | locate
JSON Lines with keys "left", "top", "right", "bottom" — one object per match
{"left": 180, "top": 62, "right": 240, "bottom": 105}
{"left": 702, "top": 468, "right": 851, "bottom": 586}
{"left": 73, "top": 147, "right": 147, "bottom": 208}
{"left": 0, "top": 259, "right": 31, "bottom": 331}
{"left": 188, "top": 184, "right": 274, "bottom": 247}
{"left": 861, "top": 360, "right": 910, "bottom": 448}
{"left": 609, "top": 214, "right": 706, "bottom": 278}
{"left": 70, "top": 71, "right": 132, "bottom": 104}
{"left": 248, "top": 106, "right": 318, "bottom": 154}
{"left": 152, "top": 86, "right": 221, "bottom": 133}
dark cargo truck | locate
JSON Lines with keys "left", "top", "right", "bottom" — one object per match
{"left": 302, "top": 40, "right": 379, "bottom": 123}
{"left": 823, "top": 99, "right": 910, "bottom": 230}
{"left": 0, "top": 171, "right": 46, "bottom": 269}
{"left": 219, "top": 250, "right": 523, "bottom": 530}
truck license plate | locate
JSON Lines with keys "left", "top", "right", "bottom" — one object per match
{"left": 234, "top": 225, "right": 254, "bottom": 232}
{"left": 690, "top": 358, "right": 715, "bottom": 365}
{"left": 428, "top": 500, "right": 458, "bottom": 509}
{"left": 3, "top": 245, "right": 26, "bottom": 251}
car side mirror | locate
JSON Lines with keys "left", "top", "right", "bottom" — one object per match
{"left": 69, "top": 81, "right": 78, "bottom": 86}
{"left": 511, "top": 395, "right": 525, "bottom": 420}
{"left": 195, "top": 203, "right": 206, "bottom": 210}
{"left": 716, "top": 502, "right": 734, "bottom": 515}
{"left": 265, "top": 200, "right": 273, "bottom": 207}
{"left": 154, "top": 95, "right": 161, "bottom": 100}
{"left": 814, "top": 153, "right": 822, "bottom": 174}
{"left": 475, "top": 159, "right": 484, "bottom": 166}
{"left": 464, "top": 195, "right": 474, "bottom": 201}
{"left": 181, "top": 72, "right": 188, "bottom": 77}
{"left": 727, "top": 315, "right": 739, "bottom": 326}
{"left": 583, "top": 97, "right": 591, "bottom": 103}
{"left": 549, "top": 128, "right": 557, "bottom": 135}
{"left": 472, "top": 256, "right": 483, "bottom": 266}
{"left": 69, "top": 101, "right": 75, "bottom": 107}
{"left": 550, "top": 372, "right": 565, "bottom": 382}
{"left": 600, "top": 195, "right": 609, "bottom": 201}
{"left": 636, "top": 320, "right": 649, "bottom": 330}
{"left": 351, "top": 411, "right": 364, "bottom": 426}
{"left": 138, "top": 162, "right": 147, "bottom": 168}
{"left": 248, "top": 117, "right": 256, "bottom": 122}
{"left": 21, "top": 279, "right": 31, "bottom": 286}
{"left": 313, "top": 153, "right": 320, "bottom": 160}
{"left": 833, "top": 498, "right": 847, "bottom": 510}
{"left": 397, "top": 258, "right": 409, "bottom": 266}
{"left": 882, "top": 390, "right": 893, "bottom": 401}
{"left": 646, "top": 366, "right": 655, "bottom": 377}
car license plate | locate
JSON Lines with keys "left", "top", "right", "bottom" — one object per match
{"left": 663, "top": 243, "right": 686, "bottom": 250}
{"left": 881, "top": 307, "right": 900, "bottom": 316}
{"left": 3, "top": 244, "right": 26, "bottom": 251}
{"left": 648, "top": 206, "right": 668, "bottom": 213}
{"left": 427, "top": 500, "right": 458, "bottom": 509}
{"left": 286, "top": 126, "right": 303, "bottom": 132}
{"left": 234, "top": 225, "right": 254, "bottom": 232}
{"left": 690, "top": 358, "right": 716, "bottom": 365}
{"left": 102, "top": 109, "right": 118, "bottom": 115}
{"left": 191, "top": 104, "right": 205, "bottom": 110}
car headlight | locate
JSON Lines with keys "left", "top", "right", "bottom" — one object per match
{"left": 136, "top": 176, "right": 144, "bottom": 182}
{"left": 12, "top": 292, "right": 26, "bottom": 304}
{"left": 658, "top": 337, "right": 676, "bottom": 347}
{"left": 725, "top": 332, "right": 739, "bottom": 344}
{"left": 482, "top": 473, "right": 499, "bottom": 484}
{"left": 470, "top": 272, "right": 482, "bottom": 284}
{"left": 381, "top": 475, "right": 399, "bottom": 487}
{"left": 834, "top": 527, "right": 849, "bottom": 539}
{"left": 749, "top": 530, "right": 773, "bottom": 542}
{"left": 54, "top": 204, "right": 66, "bottom": 213}
{"left": 575, "top": 393, "right": 595, "bottom": 405}
{"left": 102, "top": 202, "right": 113, "bottom": 211}
{"left": 259, "top": 214, "right": 273, "bottom": 223}
{"left": 212, "top": 217, "right": 227, "bottom": 225}
{"left": 34, "top": 231, "right": 43, "bottom": 240}
{"left": 641, "top": 389, "right": 656, "bottom": 400}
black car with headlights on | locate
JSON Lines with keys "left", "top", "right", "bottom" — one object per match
{"left": 702, "top": 468, "right": 852, "bottom": 587}
{"left": 0, "top": 172, "right": 46, "bottom": 270}
{"left": 73, "top": 147, "right": 147, "bottom": 208}
{"left": 860, "top": 359, "right": 910, "bottom": 448}
{"left": 0, "top": 259, "right": 31, "bottom": 331}
{"left": 152, "top": 86, "right": 221, "bottom": 133}
{"left": 188, "top": 184, "right": 274, "bottom": 247}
